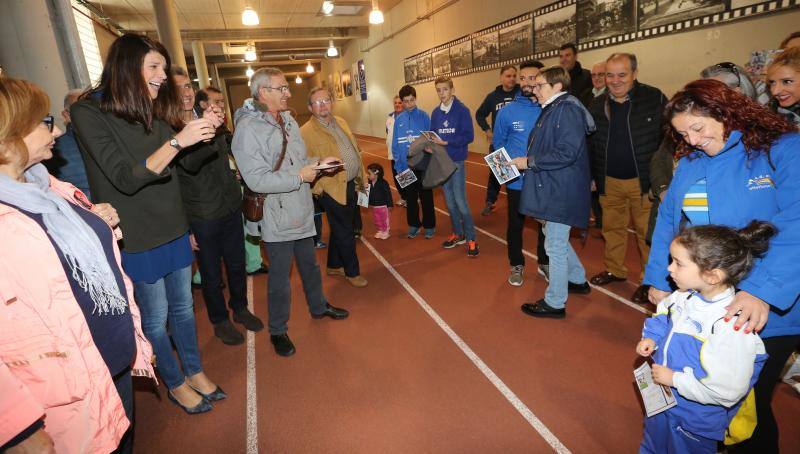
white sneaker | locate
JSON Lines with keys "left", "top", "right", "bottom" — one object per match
{"left": 508, "top": 265, "right": 524, "bottom": 287}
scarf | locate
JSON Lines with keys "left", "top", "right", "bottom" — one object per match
{"left": 0, "top": 164, "right": 127, "bottom": 315}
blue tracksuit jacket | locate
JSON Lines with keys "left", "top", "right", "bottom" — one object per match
{"left": 644, "top": 131, "right": 800, "bottom": 339}
{"left": 492, "top": 94, "right": 542, "bottom": 191}
{"left": 391, "top": 107, "right": 430, "bottom": 173}
{"left": 430, "top": 97, "right": 474, "bottom": 162}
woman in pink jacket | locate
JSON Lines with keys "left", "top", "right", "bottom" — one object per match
{"left": 0, "top": 78, "right": 154, "bottom": 453}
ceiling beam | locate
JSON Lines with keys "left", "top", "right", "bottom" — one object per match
{"left": 144, "top": 27, "right": 368, "bottom": 43}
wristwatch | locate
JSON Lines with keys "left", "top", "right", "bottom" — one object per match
{"left": 169, "top": 136, "right": 183, "bottom": 151}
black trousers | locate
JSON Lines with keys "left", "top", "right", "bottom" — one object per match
{"left": 319, "top": 180, "right": 361, "bottom": 277}
{"left": 390, "top": 159, "right": 407, "bottom": 200}
{"left": 313, "top": 196, "right": 324, "bottom": 242}
{"left": 728, "top": 334, "right": 800, "bottom": 453}
{"left": 190, "top": 209, "right": 248, "bottom": 324}
{"left": 507, "top": 189, "right": 526, "bottom": 267}
{"left": 537, "top": 222, "right": 548, "bottom": 266}
{"left": 591, "top": 190, "right": 602, "bottom": 227}
{"left": 486, "top": 170, "right": 501, "bottom": 205}
{"left": 404, "top": 170, "right": 435, "bottom": 229}
{"left": 112, "top": 368, "right": 133, "bottom": 454}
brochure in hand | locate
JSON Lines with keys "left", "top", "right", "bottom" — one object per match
{"left": 313, "top": 161, "right": 344, "bottom": 170}
{"left": 634, "top": 362, "right": 677, "bottom": 417}
{"left": 484, "top": 147, "right": 521, "bottom": 185}
{"left": 395, "top": 168, "right": 418, "bottom": 189}
{"left": 420, "top": 131, "right": 443, "bottom": 142}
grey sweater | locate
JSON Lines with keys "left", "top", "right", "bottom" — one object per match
{"left": 231, "top": 100, "right": 315, "bottom": 242}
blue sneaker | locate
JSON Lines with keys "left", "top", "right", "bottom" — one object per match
{"left": 424, "top": 228, "right": 436, "bottom": 239}
{"left": 407, "top": 226, "right": 420, "bottom": 238}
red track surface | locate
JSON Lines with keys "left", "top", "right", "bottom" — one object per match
{"left": 132, "top": 136, "right": 800, "bottom": 453}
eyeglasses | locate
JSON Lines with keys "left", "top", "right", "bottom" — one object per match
{"left": 531, "top": 83, "right": 550, "bottom": 90}
{"left": 263, "top": 85, "right": 290, "bottom": 93}
{"left": 311, "top": 98, "right": 332, "bottom": 106}
{"left": 591, "top": 73, "right": 605, "bottom": 79}
{"left": 714, "top": 62, "right": 741, "bottom": 87}
{"left": 42, "top": 115, "right": 54, "bottom": 133}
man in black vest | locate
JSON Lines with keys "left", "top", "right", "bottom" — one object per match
{"left": 559, "top": 43, "right": 593, "bottom": 107}
{"left": 587, "top": 53, "right": 667, "bottom": 305}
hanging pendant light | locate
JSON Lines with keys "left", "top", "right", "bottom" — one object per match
{"left": 369, "top": 1, "right": 384, "bottom": 24}
{"left": 244, "top": 43, "right": 257, "bottom": 62}
{"left": 322, "top": 1, "right": 335, "bottom": 15}
{"left": 295, "top": 75, "right": 303, "bottom": 84}
{"left": 242, "top": 6, "right": 259, "bottom": 26}
{"left": 327, "top": 40, "right": 339, "bottom": 57}
{"left": 306, "top": 61, "right": 315, "bottom": 74}
{"left": 246, "top": 66, "right": 255, "bottom": 79}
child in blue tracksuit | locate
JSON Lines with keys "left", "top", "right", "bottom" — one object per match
{"left": 430, "top": 77, "right": 478, "bottom": 256}
{"left": 493, "top": 85, "right": 542, "bottom": 284}
{"left": 392, "top": 85, "right": 434, "bottom": 239}
{"left": 637, "top": 221, "right": 772, "bottom": 453}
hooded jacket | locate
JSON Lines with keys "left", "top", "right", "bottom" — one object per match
{"left": 519, "top": 93, "right": 596, "bottom": 228}
{"left": 231, "top": 100, "right": 315, "bottom": 242}
{"left": 391, "top": 107, "right": 431, "bottom": 173}
{"left": 475, "top": 84, "right": 520, "bottom": 133}
{"left": 588, "top": 81, "right": 668, "bottom": 195}
{"left": 492, "top": 94, "right": 542, "bottom": 191}
{"left": 644, "top": 131, "right": 800, "bottom": 339}
{"left": 430, "top": 97, "right": 474, "bottom": 162}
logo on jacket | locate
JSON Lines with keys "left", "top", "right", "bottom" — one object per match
{"left": 443, "top": 120, "right": 449, "bottom": 128}
{"left": 746, "top": 175, "right": 775, "bottom": 191}
{"left": 512, "top": 121, "right": 525, "bottom": 131}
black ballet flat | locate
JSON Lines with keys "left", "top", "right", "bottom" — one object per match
{"left": 188, "top": 383, "right": 227, "bottom": 402}
{"left": 167, "top": 391, "right": 212, "bottom": 414}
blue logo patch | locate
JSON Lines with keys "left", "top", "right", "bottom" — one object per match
{"left": 746, "top": 174, "right": 775, "bottom": 191}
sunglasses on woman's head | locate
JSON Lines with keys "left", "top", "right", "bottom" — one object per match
{"left": 714, "top": 62, "right": 741, "bottom": 87}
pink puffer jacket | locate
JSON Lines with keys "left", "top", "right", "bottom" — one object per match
{"left": 0, "top": 177, "right": 155, "bottom": 453}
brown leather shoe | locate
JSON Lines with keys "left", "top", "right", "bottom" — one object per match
{"left": 631, "top": 285, "right": 650, "bottom": 305}
{"left": 326, "top": 267, "right": 345, "bottom": 277}
{"left": 590, "top": 271, "right": 626, "bottom": 286}
{"left": 346, "top": 275, "right": 368, "bottom": 287}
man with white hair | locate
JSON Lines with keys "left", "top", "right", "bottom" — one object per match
{"left": 231, "top": 67, "right": 349, "bottom": 357}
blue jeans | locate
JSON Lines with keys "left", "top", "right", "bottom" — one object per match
{"left": 543, "top": 221, "right": 586, "bottom": 309}
{"left": 133, "top": 265, "right": 203, "bottom": 390}
{"left": 443, "top": 161, "right": 476, "bottom": 241}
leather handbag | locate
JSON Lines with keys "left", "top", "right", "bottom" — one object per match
{"left": 241, "top": 114, "right": 289, "bottom": 222}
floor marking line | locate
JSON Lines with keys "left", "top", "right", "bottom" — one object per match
{"left": 246, "top": 276, "right": 258, "bottom": 454}
{"left": 361, "top": 237, "right": 571, "bottom": 454}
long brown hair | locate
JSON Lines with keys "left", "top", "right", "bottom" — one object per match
{"left": 664, "top": 79, "right": 795, "bottom": 160}
{"left": 85, "top": 34, "right": 182, "bottom": 132}
{"left": 0, "top": 77, "right": 49, "bottom": 166}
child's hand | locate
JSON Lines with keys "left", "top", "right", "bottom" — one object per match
{"left": 652, "top": 364, "right": 675, "bottom": 387}
{"left": 636, "top": 338, "right": 657, "bottom": 357}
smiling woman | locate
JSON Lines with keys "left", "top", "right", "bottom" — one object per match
{"left": 767, "top": 47, "right": 800, "bottom": 126}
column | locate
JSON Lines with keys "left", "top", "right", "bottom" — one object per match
{"left": 151, "top": 0, "right": 187, "bottom": 70}
{"left": 191, "top": 41, "right": 209, "bottom": 89}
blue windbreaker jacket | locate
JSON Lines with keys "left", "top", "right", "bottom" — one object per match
{"left": 644, "top": 131, "right": 800, "bottom": 338}
{"left": 430, "top": 97, "right": 474, "bottom": 162}
{"left": 391, "top": 107, "right": 431, "bottom": 173}
{"left": 492, "top": 94, "right": 542, "bottom": 191}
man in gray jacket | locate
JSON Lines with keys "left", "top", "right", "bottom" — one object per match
{"left": 231, "top": 67, "right": 349, "bottom": 357}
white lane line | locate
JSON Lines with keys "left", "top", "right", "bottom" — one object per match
{"left": 361, "top": 238, "right": 571, "bottom": 453}
{"left": 360, "top": 150, "right": 507, "bottom": 195}
{"left": 357, "top": 136, "right": 490, "bottom": 167}
{"left": 246, "top": 276, "right": 258, "bottom": 454}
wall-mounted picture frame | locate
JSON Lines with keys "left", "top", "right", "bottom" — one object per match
{"left": 342, "top": 69, "right": 353, "bottom": 97}
{"left": 638, "top": 0, "right": 727, "bottom": 30}
{"left": 534, "top": 2, "right": 577, "bottom": 56}
{"left": 472, "top": 31, "right": 500, "bottom": 68}
{"left": 499, "top": 19, "right": 534, "bottom": 61}
{"left": 577, "top": 0, "right": 636, "bottom": 43}
{"left": 450, "top": 40, "right": 473, "bottom": 72}
{"left": 417, "top": 54, "right": 433, "bottom": 80}
{"left": 404, "top": 58, "right": 418, "bottom": 83}
{"left": 433, "top": 48, "right": 451, "bottom": 76}
{"left": 333, "top": 70, "right": 343, "bottom": 99}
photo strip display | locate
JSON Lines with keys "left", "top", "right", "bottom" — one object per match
{"left": 534, "top": 1, "right": 577, "bottom": 57}
{"left": 402, "top": 0, "right": 797, "bottom": 84}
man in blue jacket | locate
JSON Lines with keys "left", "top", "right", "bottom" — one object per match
{"left": 493, "top": 61, "right": 543, "bottom": 285}
{"left": 511, "top": 66, "right": 594, "bottom": 318}
{"left": 392, "top": 85, "right": 435, "bottom": 238}
{"left": 430, "top": 77, "right": 478, "bottom": 256}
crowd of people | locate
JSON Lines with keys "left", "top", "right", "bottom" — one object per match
{"left": 1, "top": 29, "right": 799, "bottom": 453}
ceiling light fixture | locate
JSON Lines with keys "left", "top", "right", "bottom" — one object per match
{"left": 327, "top": 40, "right": 339, "bottom": 57}
{"left": 322, "top": 1, "right": 335, "bottom": 15}
{"left": 244, "top": 44, "right": 257, "bottom": 62}
{"left": 246, "top": 66, "right": 255, "bottom": 79}
{"left": 369, "top": 1, "right": 384, "bottom": 25}
{"left": 306, "top": 62, "right": 315, "bottom": 74}
{"left": 295, "top": 75, "right": 303, "bottom": 84}
{"left": 242, "top": 6, "right": 259, "bottom": 26}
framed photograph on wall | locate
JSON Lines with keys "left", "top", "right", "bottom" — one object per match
{"left": 404, "top": 58, "right": 418, "bottom": 83}
{"left": 433, "top": 48, "right": 451, "bottom": 76}
{"left": 342, "top": 69, "right": 353, "bottom": 97}
{"left": 534, "top": 2, "right": 577, "bottom": 56}
{"left": 499, "top": 19, "right": 534, "bottom": 61}
{"left": 333, "top": 71, "right": 343, "bottom": 99}
{"left": 638, "top": 0, "right": 726, "bottom": 30}
{"left": 417, "top": 54, "right": 433, "bottom": 80}
{"left": 472, "top": 31, "right": 500, "bottom": 68}
{"left": 577, "top": 0, "right": 636, "bottom": 44}
{"left": 450, "top": 40, "right": 473, "bottom": 72}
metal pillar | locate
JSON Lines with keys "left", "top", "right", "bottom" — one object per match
{"left": 191, "top": 41, "right": 209, "bottom": 89}
{"left": 151, "top": 0, "right": 187, "bottom": 70}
